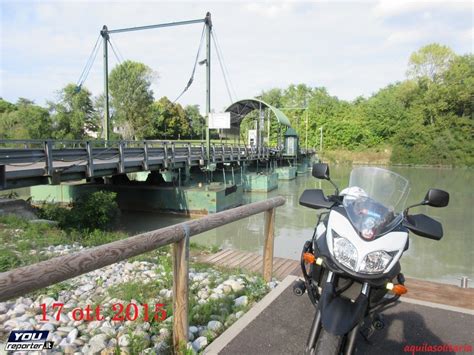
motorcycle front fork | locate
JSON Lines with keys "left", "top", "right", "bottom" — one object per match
{"left": 305, "top": 311, "right": 361, "bottom": 355}
{"left": 305, "top": 272, "right": 369, "bottom": 355}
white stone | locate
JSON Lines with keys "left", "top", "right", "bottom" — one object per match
{"left": 66, "top": 329, "right": 78, "bottom": 343}
{"left": 100, "top": 322, "right": 116, "bottom": 337}
{"left": 118, "top": 334, "right": 130, "bottom": 347}
{"left": 209, "top": 293, "right": 224, "bottom": 300}
{"left": 224, "top": 279, "right": 245, "bottom": 292}
{"left": 87, "top": 320, "right": 102, "bottom": 330}
{"left": 159, "top": 328, "right": 170, "bottom": 338}
{"left": 88, "top": 334, "right": 108, "bottom": 353}
{"left": 41, "top": 323, "right": 56, "bottom": 332}
{"left": 41, "top": 297, "right": 56, "bottom": 308}
{"left": 207, "top": 320, "right": 223, "bottom": 332}
{"left": 270, "top": 281, "right": 279, "bottom": 289}
{"left": 192, "top": 336, "right": 208, "bottom": 351}
{"left": 198, "top": 326, "right": 208, "bottom": 337}
{"left": 189, "top": 326, "right": 198, "bottom": 334}
{"left": 57, "top": 326, "right": 75, "bottom": 333}
{"left": 234, "top": 295, "right": 248, "bottom": 307}
{"left": 0, "top": 303, "right": 8, "bottom": 314}
{"left": 235, "top": 311, "right": 244, "bottom": 319}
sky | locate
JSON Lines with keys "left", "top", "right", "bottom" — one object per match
{"left": 0, "top": 0, "right": 472, "bottom": 113}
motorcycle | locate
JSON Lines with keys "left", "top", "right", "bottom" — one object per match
{"left": 294, "top": 163, "right": 449, "bottom": 354}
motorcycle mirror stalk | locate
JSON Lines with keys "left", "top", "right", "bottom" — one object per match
{"left": 312, "top": 163, "right": 339, "bottom": 195}
{"left": 404, "top": 188, "right": 450, "bottom": 216}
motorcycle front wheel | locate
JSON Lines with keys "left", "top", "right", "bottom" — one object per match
{"left": 314, "top": 328, "right": 343, "bottom": 355}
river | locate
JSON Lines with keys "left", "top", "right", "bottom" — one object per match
{"left": 119, "top": 166, "right": 473, "bottom": 287}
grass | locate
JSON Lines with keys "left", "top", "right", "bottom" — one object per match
{"left": 0, "top": 215, "right": 126, "bottom": 272}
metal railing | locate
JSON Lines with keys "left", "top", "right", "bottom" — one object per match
{"left": 0, "top": 139, "right": 277, "bottom": 190}
{"left": 0, "top": 196, "right": 285, "bottom": 353}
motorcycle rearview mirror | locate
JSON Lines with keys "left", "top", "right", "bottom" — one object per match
{"left": 424, "top": 189, "right": 449, "bottom": 208}
{"left": 312, "top": 163, "right": 330, "bottom": 180}
{"left": 312, "top": 163, "right": 339, "bottom": 195}
{"left": 404, "top": 188, "right": 449, "bottom": 216}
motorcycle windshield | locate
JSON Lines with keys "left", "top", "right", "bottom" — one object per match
{"left": 342, "top": 167, "right": 410, "bottom": 240}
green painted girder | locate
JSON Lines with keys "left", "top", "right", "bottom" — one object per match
{"left": 225, "top": 98, "right": 292, "bottom": 128}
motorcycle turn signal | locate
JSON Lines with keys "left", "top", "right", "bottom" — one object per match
{"left": 386, "top": 282, "right": 408, "bottom": 295}
{"left": 303, "top": 252, "right": 323, "bottom": 265}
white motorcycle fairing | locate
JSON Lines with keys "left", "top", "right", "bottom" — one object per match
{"left": 325, "top": 209, "right": 408, "bottom": 275}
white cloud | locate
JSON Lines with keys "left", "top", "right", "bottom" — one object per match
{"left": 372, "top": 0, "right": 471, "bottom": 19}
{"left": 0, "top": 0, "right": 472, "bottom": 111}
{"left": 385, "top": 28, "right": 429, "bottom": 46}
{"left": 245, "top": 1, "right": 298, "bottom": 18}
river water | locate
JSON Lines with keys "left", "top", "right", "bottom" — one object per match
{"left": 119, "top": 166, "right": 473, "bottom": 287}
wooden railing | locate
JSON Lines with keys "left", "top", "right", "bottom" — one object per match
{"left": 0, "top": 196, "right": 285, "bottom": 353}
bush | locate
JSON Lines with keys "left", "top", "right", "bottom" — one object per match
{"left": 37, "top": 202, "right": 71, "bottom": 226}
{"left": 37, "top": 191, "right": 120, "bottom": 231}
{"left": 71, "top": 191, "right": 120, "bottom": 230}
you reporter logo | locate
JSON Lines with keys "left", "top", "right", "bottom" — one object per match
{"left": 5, "top": 330, "right": 54, "bottom": 351}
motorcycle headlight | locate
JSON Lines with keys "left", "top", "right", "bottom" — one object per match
{"left": 359, "top": 251, "right": 393, "bottom": 274}
{"left": 332, "top": 231, "right": 358, "bottom": 271}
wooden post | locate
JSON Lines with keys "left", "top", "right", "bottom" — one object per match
{"left": 263, "top": 208, "right": 276, "bottom": 282}
{"left": 172, "top": 234, "right": 189, "bottom": 353}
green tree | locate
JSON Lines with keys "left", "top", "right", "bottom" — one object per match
{"left": 150, "top": 97, "right": 190, "bottom": 139}
{"left": 0, "top": 98, "right": 52, "bottom": 139}
{"left": 407, "top": 43, "right": 456, "bottom": 82}
{"left": 49, "top": 84, "right": 97, "bottom": 139}
{"left": 362, "top": 83, "right": 408, "bottom": 140}
{"left": 0, "top": 98, "right": 16, "bottom": 114}
{"left": 109, "top": 60, "right": 155, "bottom": 139}
{"left": 184, "top": 104, "right": 205, "bottom": 139}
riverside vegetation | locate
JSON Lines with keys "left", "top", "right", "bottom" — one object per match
{"left": 1, "top": 43, "right": 472, "bottom": 166}
{"left": 0, "top": 192, "right": 277, "bottom": 354}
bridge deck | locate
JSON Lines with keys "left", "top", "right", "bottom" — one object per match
{"left": 0, "top": 140, "right": 313, "bottom": 190}
{"left": 197, "top": 249, "right": 474, "bottom": 310}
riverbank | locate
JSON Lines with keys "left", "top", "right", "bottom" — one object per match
{"left": 320, "top": 147, "right": 392, "bottom": 165}
{"left": 320, "top": 148, "right": 464, "bottom": 168}
{"left": 0, "top": 217, "right": 278, "bottom": 354}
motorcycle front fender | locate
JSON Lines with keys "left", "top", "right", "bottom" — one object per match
{"left": 318, "top": 282, "right": 368, "bottom": 336}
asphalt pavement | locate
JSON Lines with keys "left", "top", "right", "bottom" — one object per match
{"left": 218, "top": 283, "right": 474, "bottom": 355}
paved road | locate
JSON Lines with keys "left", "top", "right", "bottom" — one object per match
{"left": 220, "top": 285, "right": 474, "bottom": 355}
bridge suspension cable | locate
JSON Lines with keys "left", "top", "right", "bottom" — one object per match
{"left": 76, "top": 34, "right": 101, "bottom": 90}
{"left": 108, "top": 36, "right": 125, "bottom": 65}
{"left": 212, "top": 28, "right": 237, "bottom": 101}
{"left": 171, "top": 23, "right": 206, "bottom": 104}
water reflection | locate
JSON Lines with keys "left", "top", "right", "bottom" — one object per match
{"left": 119, "top": 166, "right": 473, "bottom": 286}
